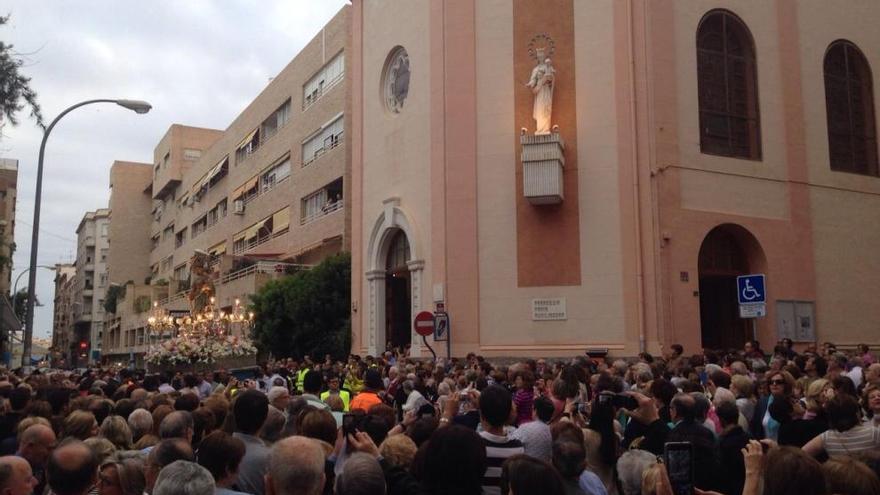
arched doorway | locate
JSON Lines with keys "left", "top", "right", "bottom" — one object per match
{"left": 698, "top": 224, "right": 766, "bottom": 350}
{"left": 365, "top": 199, "right": 424, "bottom": 356}
{"left": 385, "top": 230, "right": 412, "bottom": 350}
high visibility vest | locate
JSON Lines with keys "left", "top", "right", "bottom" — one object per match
{"left": 296, "top": 368, "right": 309, "bottom": 393}
{"left": 320, "top": 389, "right": 351, "bottom": 411}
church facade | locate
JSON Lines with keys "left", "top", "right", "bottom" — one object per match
{"left": 349, "top": 0, "right": 880, "bottom": 357}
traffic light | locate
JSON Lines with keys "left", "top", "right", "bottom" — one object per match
{"left": 79, "top": 341, "right": 88, "bottom": 350}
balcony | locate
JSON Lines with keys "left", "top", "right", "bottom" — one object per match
{"left": 216, "top": 262, "right": 308, "bottom": 307}
{"left": 300, "top": 199, "right": 342, "bottom": 226}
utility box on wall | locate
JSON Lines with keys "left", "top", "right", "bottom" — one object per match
{"left": 521, "top": 132, "right": 565, "bottom": 205}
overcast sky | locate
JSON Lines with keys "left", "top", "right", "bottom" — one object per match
{"left": 0, "top": 1, "right": 349, "bottom": 342}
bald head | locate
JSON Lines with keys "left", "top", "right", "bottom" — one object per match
{"left": 47, "top": 441, "right": 97, "bottom": 495}
{"left": 0, "top": 456, "right": 36, "bottom": 495}
{"left": 17, "top": 424, "right": 56, "bottom": 468}
{"left": 266, "top": 437, "right": 325, "bottom": 495}
{"left": 19, "top": 424, "right": 55, "bottom": 448}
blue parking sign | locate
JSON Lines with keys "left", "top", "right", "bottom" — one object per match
{"left": 737, "top": 274, "right": 766, "bottom": 305}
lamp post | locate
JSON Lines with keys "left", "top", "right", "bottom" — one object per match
{"left": 12, "top": 265, "right": 56, "bottom": 300}
{"left": 22, "top": 99, "right": 152, "bottom": 368}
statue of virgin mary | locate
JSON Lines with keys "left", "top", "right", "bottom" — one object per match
{"left": 526, "top": 48, "right": 555, "bottom": 135}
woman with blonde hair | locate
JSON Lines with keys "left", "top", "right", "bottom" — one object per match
{"left": 98, "top": 459, "right": 146, "bottom": 495}
{"left": 64, "top": 410, "right": 99, "bottom": 441}
{"left": 804, "top": 379, "right": 832, "bottom": 419}
{"left": 731, "top": 374, "right": 756, "bottom": 423}
{"left": 100, "top": 415, "right": 133, "bottom": 450}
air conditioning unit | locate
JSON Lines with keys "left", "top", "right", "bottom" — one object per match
{"left": 233, "top": 200, "right": 245, "bottom": 215}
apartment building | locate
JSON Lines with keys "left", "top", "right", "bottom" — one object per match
{"left": 72, "top": 209, "right": 109, "bottom": 366}
{"left": 0, "top": 159, "right": 16, "bottom": 297}
{"left": 0, "top": 158, "right": 17, "bottom": 359}
{"left": 107, "top": 161, "right": 155, "bottom": 286}
{"left": 101, "top": 6, "right": 351, "bottom": 365}
{"left": 51, "top": 264, "right": 76, "bottom": 367}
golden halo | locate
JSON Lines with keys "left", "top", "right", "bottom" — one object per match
{"left": 527, "top": 33, "right": 556, "bottom": 61}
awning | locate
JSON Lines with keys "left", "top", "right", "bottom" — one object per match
{"left": 207, "top": 156, "right": 228, "bottom": 181}
{"left": 244, "top": 218, "right": 269, "bottom": 239}
{"left": 272, "top": 208, "right": 290, "bottom": 233}
{"left": 236, "top": 129, "right": 258, "bottom": 149}
{"left": 208, "top": 241, "right": 226, "bottom": 256}
{"left": 193, "top": 156, "right": 228, "bottom": 194}
{"left": 233, "top": 231, "right": 247, "bottom": 243}
{"left": 231, "top": 176, "right": 259, "bottom": 200}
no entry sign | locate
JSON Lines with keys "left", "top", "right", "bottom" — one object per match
{"left": 413, "top": 311, "right": 435, "bottom": 336}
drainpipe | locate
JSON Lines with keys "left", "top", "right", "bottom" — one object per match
{"left": 627, "top": 0, "right": 648, "bottom": 354}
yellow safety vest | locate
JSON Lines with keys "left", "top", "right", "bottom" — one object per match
{"left": 320, "top": 389, "right": 351, "bottom": 411}
{"left": 296, "top": 368, "right": 309, "bottom": 393}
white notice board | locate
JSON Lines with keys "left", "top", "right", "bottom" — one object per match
{"left": 776, "top": 300, "right": 816, "bottom": 342}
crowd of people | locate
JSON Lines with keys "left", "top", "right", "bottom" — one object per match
{"left": 1, "top": 338, "right": 879, "bottom": 495}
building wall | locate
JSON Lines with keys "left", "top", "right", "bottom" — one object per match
{"left": 51, "top": 264, "right": 76, "bottom": 365}
{"left": 108, "top": 161, "right": 154, "bottom": 286}
{"left": 0, "top": 159, "right": 17, "bottom": 297}
{"left": 353, "top": 0, "right": 880, "bottom": 357}
{"left": 797, "top": 1, "right": 880, "bottom": 346}
{"left": 653, "top": 0, "right": 880, "bottom": 353}
{"left": 73, "top": 209, "right": 110, "bottom": 363}
{"left": 353, "top": 0, "right": 434, "bottom": 355}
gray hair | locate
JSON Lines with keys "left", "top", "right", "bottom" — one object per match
{"left": 751, "top": 359, "right": 768, "bottom": 374}
{"left": 269, "top": 437, "right": 325, "bottom": 495}
{"left": 259, "top": 405, "right": 286, "bottom": 445}
{"left": 153, "top": 460, "right": 214, "bottom": 495}
{"left": 437, "top": 381, "right": 451, "bottom": 396}
{"left": 335, "top": 453, "right": 385, "bottom": 495}
{"left": 128, "top": 409, "right": 153, "bottom": 442}
{"left": 617, "top": 450, "right": 658, "bottom": 495}
{"left": 402, "top": 380, "right": 414, "bottom": 394}
{"left": 712, "top": 387, "right": 736, "bottom": 407}
{"left": 632, "top": 363, "right": 653, "bottom": 383}
{"left": 268, "top": 386, "right": 289, "bottom": 403}
{"left": 159, "top": 411, "right": 193, "bottom": 440}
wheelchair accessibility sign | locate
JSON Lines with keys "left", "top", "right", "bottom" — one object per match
{"left": 737, "top": 274, "right": 766, "bottom": 318}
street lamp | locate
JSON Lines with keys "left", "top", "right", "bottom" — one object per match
{"left": 12, "top": 265, "right": 56, "bottom": 300}
{"left": 22, "top": 99, "right": 152, "bottom": 368}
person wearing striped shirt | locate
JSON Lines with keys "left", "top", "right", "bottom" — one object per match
{"left": 478, "top": 385, "right": 524, "bottom": 495}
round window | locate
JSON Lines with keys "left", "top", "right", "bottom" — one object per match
{"left": 382, "top": 47, "right": 410, "bottom": 114}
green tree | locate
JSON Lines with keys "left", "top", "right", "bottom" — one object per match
{"left": 250, "top": 253, "right": 351, "bottom": 359}
{"left": 0, "top": 14, "right": 44, "bottom": 130}
{"left": 103, "top": 284, "right": 126, "bottom": 314}
{"left": 12, "top": 287, "right": 39, "bottom": 322}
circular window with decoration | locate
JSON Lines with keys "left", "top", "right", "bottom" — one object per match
{"left": 382, "top": 46, "right": 410, "bottom": 114}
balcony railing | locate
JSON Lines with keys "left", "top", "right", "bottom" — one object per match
{"left": 300, "top": 199, "right": 342, "bottom": 226}
{"left": 219, "top": 261, "right": 308, "bottom": 285}
{"left": 302, "top": 71, "right": 344, "bottom": 111}
{"left": 232, "top": 227, "right": 290, "bottom": 256}
{"left": 242, "top": 175, "right": 289, "bottom": 208}
{"left": 302, "top": 131, "right": 343, "bottom": 167}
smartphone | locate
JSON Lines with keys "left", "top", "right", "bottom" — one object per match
{"left": 611, "top": 393, "right": 639, "bottom": 411}
{"left": 664, "top": 442, "right": 694, "bottom": 495}
{"left": 342, "top": 413, "right": 357, "bottom": 437}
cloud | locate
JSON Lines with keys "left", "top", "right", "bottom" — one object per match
{"left": 0, "top": 0, "right": 349, "bottom": 339}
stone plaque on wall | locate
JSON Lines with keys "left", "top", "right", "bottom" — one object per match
{"left": 532, "top": 298, "right": 567, "bottom": 321}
